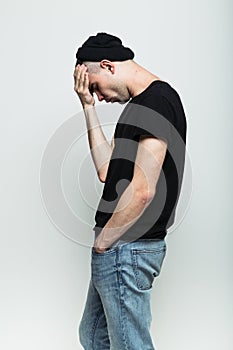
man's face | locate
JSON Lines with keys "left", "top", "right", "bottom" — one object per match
{"left": 88, "top": 69, "right": 131, "bottom": 104}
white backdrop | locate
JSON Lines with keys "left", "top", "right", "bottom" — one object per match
{"left": 0, "top": 0, "right": 232, "bottom": 349}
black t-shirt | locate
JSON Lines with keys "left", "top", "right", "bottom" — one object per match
{"left": 93, "top": 80, "right": 187, "bottom": 241}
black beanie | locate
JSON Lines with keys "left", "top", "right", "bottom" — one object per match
{"left": 75, "top": 32, "right": 134, "bottom": 67}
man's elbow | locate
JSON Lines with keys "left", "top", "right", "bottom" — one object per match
{"left": 142, "top": 190, "right": 155, "bottom": 204}
{"left": 97, "top": 171, "right": 106, "bottom": 183}
{"left": 97, "top": 168, "right": 107, "bottom": 183}
{"left": 135, "top": 188, "right": 155, "bottom": 204}
{"left": 97, "top": 162, "right": 110, "bottom": 183}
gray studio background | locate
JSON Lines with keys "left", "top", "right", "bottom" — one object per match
{"left": 0, "top": 0, "right": 232, "bottom": 349}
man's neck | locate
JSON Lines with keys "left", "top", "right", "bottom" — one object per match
{"left": 126, "top": 63, "right": 162, "bottom": 98}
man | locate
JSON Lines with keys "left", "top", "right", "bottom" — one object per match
{"left": 73, "top": 32, "right": 187, "bottom": 350}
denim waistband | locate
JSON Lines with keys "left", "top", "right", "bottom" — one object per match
{"left": 107, "top": 238, "right": 165, "bottom": 250}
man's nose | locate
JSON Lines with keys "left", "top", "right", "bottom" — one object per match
{"left": 96, "top": 92, "right": 104, "bottom": 101}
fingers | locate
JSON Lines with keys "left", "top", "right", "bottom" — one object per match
{"left": 83, "top": 71, "right": 89, "bottom": 91}
{"left": 73, "top": 64, "right": 88, "bottom": 93}
{"left": 74, "top": 64, "right": 87, "bottom": 82}
{"left": 73, "top": 64, "right": 94, "bottom": 106}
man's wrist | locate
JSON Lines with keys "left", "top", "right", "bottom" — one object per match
{"left": 82, "top": 102, "right": 95, "bottom": 110}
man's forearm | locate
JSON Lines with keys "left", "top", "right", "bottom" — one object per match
{"left": 95, "top": 182, "right": 154, "bottom": 249}
{"left": 73, "top": 64, "right": 113, "bottom": 181}
{"left": 83, "top": 105, "right": 112, "bottom": 181}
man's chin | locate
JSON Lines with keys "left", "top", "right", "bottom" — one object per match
{"left": 118, "top": 97, "right": 130, "bottom": 104}
{"left": 108, "top": 97, "right": 129, "bottom": 104}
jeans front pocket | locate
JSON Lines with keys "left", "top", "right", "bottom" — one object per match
{"left": 131, "top": 247, "right": 166, "bottom": 291}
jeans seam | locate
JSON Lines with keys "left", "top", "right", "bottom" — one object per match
{"left": 91, "top": 307, "right": 103, "bottom": 349}
{"left": 116, "top": 249, "right": 129, "bottom": 350}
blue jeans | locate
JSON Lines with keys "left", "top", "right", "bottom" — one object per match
{"left": 79, "top": 238, "right": 167, "bottom": 350}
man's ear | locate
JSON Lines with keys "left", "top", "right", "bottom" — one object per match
{"left": 100, "top": 60, "right": 115, "bottom": 73}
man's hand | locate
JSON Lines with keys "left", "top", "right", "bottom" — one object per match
{"left": 93, "top": 247, "right": 108, "bottom": 254}
{"left": 73, "top": 64, "right": 95, "bottom": 108}
{"left": 93, "top": 234, "right": 110, "bottom": 254}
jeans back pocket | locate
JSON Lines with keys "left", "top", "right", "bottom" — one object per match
{"left": 131, "top": 247, "right": 166, "bottom": 290}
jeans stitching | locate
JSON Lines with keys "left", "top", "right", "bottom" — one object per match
{"left": 116, "top": 248, "right": 129, "bottom": 350}
{"left": 91, "top": 307, "right": 104, "bottom": 350}
{"left": 131, "top": 249, "right": 166, "bottom": 290}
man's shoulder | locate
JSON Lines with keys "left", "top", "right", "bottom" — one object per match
{"left": 134, "top": 80, "right": 178, "bottom": 101}
{"left": 131, "top": 80, "right": 184, "bottom": 118}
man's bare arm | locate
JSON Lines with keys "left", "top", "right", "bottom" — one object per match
{"left": 73, "top": 64, "right": 113, "bottom": 182}
{"left": 94, "top": 136, "right": 168, "bottom": 252}
{"left": 83, "top": 105, "right": 115, "bottom": 182}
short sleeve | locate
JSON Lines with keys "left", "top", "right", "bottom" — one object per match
{"left": 132, "top": 95, "right": 176, "bottom": 146}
